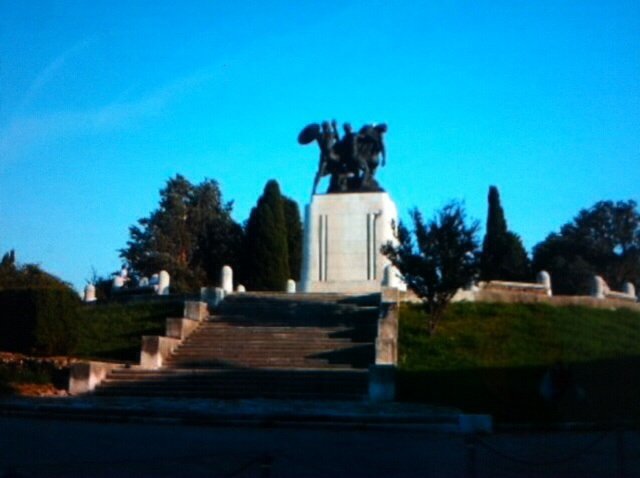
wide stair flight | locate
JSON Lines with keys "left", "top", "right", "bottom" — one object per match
{"left": 94, "top": 293, "right": 379, "bottom": 401}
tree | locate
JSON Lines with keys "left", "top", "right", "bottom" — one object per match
{"left": 282, "top": 196, "right": 303, "bottom": 281}
{"left": 480, "top": 186, "right": 530, "bottom": 281}
{"left": 243, "top": 180, "right": 290, "bottom": 291}
{"left": 0, "top": 250, "right": 72, "bottom": 291}
{"left": 532, "top": 200, "right": 640, "bottom": 295}
{"left": 382, "top": 202, "right": 480, "bottom": 334}
{"left": 120, "top": 175, "right": 242, "bottom": 293}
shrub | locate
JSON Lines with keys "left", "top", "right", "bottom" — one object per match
{"left": 0, "top": 288, "right": 81, "bottom": 355}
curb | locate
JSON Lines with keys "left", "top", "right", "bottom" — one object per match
{"left": 0, "top": 399, "right": 465, "bottom": 433}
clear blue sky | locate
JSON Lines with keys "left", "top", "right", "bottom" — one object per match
{"left": 1, "top": 1, "right": 638, "bottom": 291}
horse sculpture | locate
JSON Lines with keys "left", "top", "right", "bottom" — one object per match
{"left": 298, "top": 120, "right": 387, "bottom": 195}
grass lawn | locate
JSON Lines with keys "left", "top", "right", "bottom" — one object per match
{"left": 74, "top": 300, "right": 184, "bottom": 362}
{"left": 398, "top": 302, "right": 640, "bottom": 423}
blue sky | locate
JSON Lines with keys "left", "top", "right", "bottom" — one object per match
{"left": 1, "top": 1, "right": 638, "bottom": 291}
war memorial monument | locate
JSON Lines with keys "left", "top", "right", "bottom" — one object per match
{"left": 297, "top": 120, "right": 401, "bottom": 294}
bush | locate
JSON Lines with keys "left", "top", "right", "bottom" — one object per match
{"left": 0, "top": 288, "right": 81, "bottom": 355}
{"left": 75, "top": 300, "right": 183, "bottom": 362}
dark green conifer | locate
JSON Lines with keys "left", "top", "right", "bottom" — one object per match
{"left": 282, "top": 196, "right": 303, "bottom": 281}
{"left": 480, "top": 186, "right": 530, "bottom": 281}
{"left": 244, "top": 180, "right": 290, "bottom": 290}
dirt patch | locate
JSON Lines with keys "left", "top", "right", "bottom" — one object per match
{"left": 0, "top": 352, "right": 78, "bottom": 397}
{"left": 11, "top": 383, "right": 69, "bottom": 397}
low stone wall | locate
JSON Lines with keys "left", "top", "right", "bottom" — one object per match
{"left": 68, "top": 361, "right": 123, "bottom": 395}
{"left": 165, "top": 317, "right": 200, "bottom": 340}
{"left": 482, "top": 280, "right": 549, "bottom": 296}
{"left": 140, "top": 300, "right": 209, "bottom": 369}
{"left": 140, "top": 336, "right": 181, "bottom": 369}
{"left": 369, "top": 287, "right": 400, "bottom": 402}
{"left": 459, "top": 289, "right": 640, "bottom": 311}
{"left": 375, "top": 288, "right": 399, "bottom": 366}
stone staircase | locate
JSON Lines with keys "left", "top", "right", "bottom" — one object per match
{"left": 94, "top": 293, "right": 380, "bottom": 400}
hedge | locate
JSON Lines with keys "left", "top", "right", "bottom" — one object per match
{"left": 0, "top": 288, "right": 80, "bottom": 355}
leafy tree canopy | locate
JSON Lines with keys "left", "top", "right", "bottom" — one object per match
{"left": 532, "top": 200, "right": 640, "bottom": 295}
{"left": 0, "top": 249, "right": 73, "bottom": 291}
{"left": 120, "top": 175, "right": 242, "bottom": 293}
{"left": 382, "top": 202, "right": 480, "bottom": 334}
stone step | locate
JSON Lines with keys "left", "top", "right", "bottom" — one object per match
{"left": 175, "top": 343, "right": 361, "bottom": 351}
{"left": 96, "top": 293, "right": 380, "bottom": 400}
{"left": 109, "top": 368, "right": 366, "bottom": 377}
{"left": 168, "top": 362, "right": 363, "bottom": 368}
{"left": 94, "top": 388, "right": 365, "bottom": 400}
{"left": 95, "top": 366, "right": 368, "bottom": 400}
{"left": 189, "top": 326, "right": 366, "bottom": 332}
{"left": 183, "top": 334, "right": 358, "bottom": 345}
{"left": 101, "top": 376, "right": 366, "bottom": 387}
{"left": 188, "top": 331, "right": 377, "bottom": 341}
{"left": 170, "top": 349, "right": 371, "bottom": 358}
{"left": 163, "top": 359, "right": 361, "bottom": 369}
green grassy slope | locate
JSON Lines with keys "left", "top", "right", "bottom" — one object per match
{"left": 398, "top": 302, "right": 640, "bottom": 423}
{"left": 74, "top": 301, "right": 184, "bottom": 362}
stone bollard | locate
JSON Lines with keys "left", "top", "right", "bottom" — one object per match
{"left": 84, "top": 284, "right": 96, "bottom": 302}
{"left": 236, "top": 284, "right": 246, "bottom": 293}
{"left": 382, "top": 264, "right": 393, "bottom": 287}
{"left": 286, "top": 279, "right": 296, "bottom": 293}
{"left": 591, "top": 275, "right": 607, "bottom": 299}
{"left": 112, "top": 275, "right": 125, "bottom": 291}
{"left": 221, "top": 265, "right": 233, "bottom": 294}
{"left": 623, "top": 282, "right": 636, "bottom": 298}
{"left": 382, "top": 264, "right": 406, "bottom": 291}
{"left": 537, "top": 270, "right": 552, "bottom": 296}
{"left": 157, "top": 270, "right": 170, "bottom": 295}
{"left": 138, "top": 276, "right": 149, "bottom": 287}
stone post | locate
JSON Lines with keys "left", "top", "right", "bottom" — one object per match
{"left": 591, "top": 275, "right": 607, "bottom": 299}
{"left": 623, "top": 282, "right": 636, "bottom": 298}
{"left": 376, "top": 301, "right": 398, "bottom": 365}
{"left": 537, "top": 270, "right": 552, "bottom": 296}
{"left": 83, "top": 284, "right": 96, "bottom": 302}
{"left": 286, "top": 279, "right": 296, "bottom": 293}
{"left": 221, "top": 265, "right": 233, "bottom": 294}
{"left": 157, "top": 270, "right": 170, "bottom": 295}
{"left": 382, "top": 263, "right": 406, "bottom": 291}
{"left": 112, "top": 275, "right": 124, "bottom": 291}
{"left": 382, "top": 264, "right": 392, "bottom": 287}
{"left": 236, "top": 284, "right": 246, "bottom": 293}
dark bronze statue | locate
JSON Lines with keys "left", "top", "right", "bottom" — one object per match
{"left": 298, "top": 120, "right": 387, "bottom": 194}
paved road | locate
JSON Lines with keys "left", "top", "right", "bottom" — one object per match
{"left": 0, "top": 417, "right": 638, "bottom": 477}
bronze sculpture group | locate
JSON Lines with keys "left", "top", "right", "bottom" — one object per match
{"left": 298, "top": 120, "right": 387, "bottom": 194}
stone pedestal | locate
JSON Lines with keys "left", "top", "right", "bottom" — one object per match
{"left": 300, "top": 192, "right": 399, "bottom": 294}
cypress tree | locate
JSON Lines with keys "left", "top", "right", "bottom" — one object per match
{"left": 244, "top": 180, "right": 290, "bottom": 290}
{"left": 480, "top": 186, "right": 530, "bottom": 281}
{"left": 282, "top": 196, "right": 303, "bottom": 281}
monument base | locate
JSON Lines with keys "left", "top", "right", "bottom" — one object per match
{"left": 300, "top": 192, "right": 399, "bottom": 294}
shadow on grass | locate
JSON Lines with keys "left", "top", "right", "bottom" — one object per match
{"left": 398, "top": 356, "right": 640, "bottom": 424}
{"left": 80, "top": 347, "right": 142, "bottom": 363}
